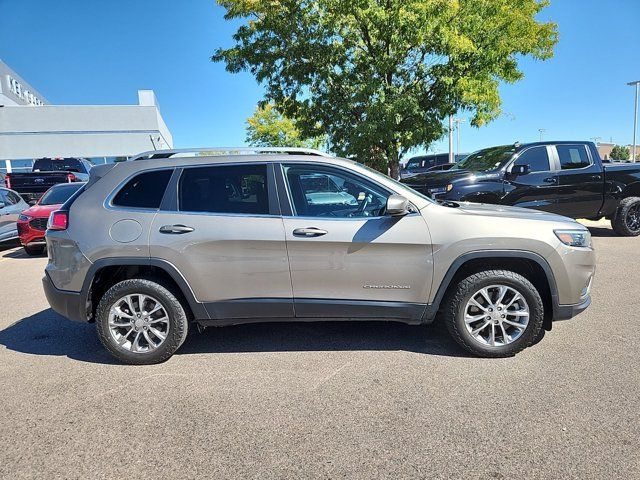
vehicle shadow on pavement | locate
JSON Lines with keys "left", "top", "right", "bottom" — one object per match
{"left": 585, "top": 226, "right": 617, "bottom": 237}
{"left": 0, "top": 241, "right": 21, "bottom": 253}
{"left": 0, "top": 309, "right": 119, "bottom": 365}
{"left": 0, "top": 310, "right": 470, "bottom": 363}
{"left": 179, "top": 321, "right": 471, "bottom": 358}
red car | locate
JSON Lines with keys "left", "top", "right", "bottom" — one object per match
{"left": 17, "top": 182, "right": 85, "bottom": 256}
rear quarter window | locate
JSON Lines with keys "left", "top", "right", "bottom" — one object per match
{"left": 112, "top": 170, "right": 173, "bottom": 209}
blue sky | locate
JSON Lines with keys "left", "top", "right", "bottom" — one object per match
{"left": 1, "top": 0, "right": 639, "bottom": 156}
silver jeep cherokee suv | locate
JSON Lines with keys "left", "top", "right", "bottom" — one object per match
{"left": 43, "top": 148, "right": 595, "bottom": 364}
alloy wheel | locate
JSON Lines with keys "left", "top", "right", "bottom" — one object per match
{"left": 464, "top": 284, "right": 530, "bottom": 347}
{"left": 626, "top": 204, "right": 640, "bottom": 231}
{"left": 108, "top": 294, "right": 170, "bottom": 353}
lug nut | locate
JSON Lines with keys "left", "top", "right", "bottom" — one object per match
{"left": 501, "top": 314, "right": 505, "bottom": 318}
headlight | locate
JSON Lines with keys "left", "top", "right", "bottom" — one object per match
{"left": 18, "top": 214, "right": 32, "bottom": 221}
{"left": 429, "top": 184, "right": 453, "bottom": 195}
{"left": 555, "top": 229, "right": 591, "bottom": 248}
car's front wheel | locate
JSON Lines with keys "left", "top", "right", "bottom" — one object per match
{"left": 95, "top": 279, "right": 189, "bottom": 365}
{"left": 443, "top": 270, "right": 544, "bottom": 357}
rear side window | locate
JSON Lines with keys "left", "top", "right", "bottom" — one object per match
{"left": 557, "top": 145, "right": 591, "bottom": 170}
{"left": 112, "top": 170, "right": 173, "bottom": 209}
{"left": 5, "top": 190, "right": 21, "bottom": 204}
{"left": 33, "top": 158, "right": 84, "bottom": 173}
{"left": 514, "top": 147, "right": 550, "bottom": 172}
{"left": 179, "top": 164, "right": 269, "bottom": 215}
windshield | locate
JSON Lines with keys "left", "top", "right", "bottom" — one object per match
{"left": 33, "top": 158, "right": 84, "bottom": 173}
{"left": 39, "top": 183, "right": 84, "bottom": 206}
{"left": 451, "top": 146, "right": 515, "bottom": 172}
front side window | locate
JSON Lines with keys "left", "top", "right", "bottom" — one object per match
{"left": 514, "top": 147, "right": 551, "bottom": 173}
{"left": 283, "top": 164, "right": 389, "bottom": 217}
{"left": 557, "top": 145, "right": 591, "bottom": 170}
{"left": 179, "top": 164, "right": 269, "bottom": 214}
{"left": 112, "top": 169, "right": 173, "bottom": 209}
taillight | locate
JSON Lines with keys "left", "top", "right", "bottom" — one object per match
{"left": 48, "top": 211, "right": 68, "bottom": 230}
{"left": 67, "top": 173, "right": 76, "bottom": 182}
{"left": 5, "top": 173, "right": 10, "bottom": 189}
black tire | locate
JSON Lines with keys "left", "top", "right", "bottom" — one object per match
{"left": 443, "top": 270, "right": 544, "bottom": 358}
{"left": 95, "top": 279, "right": 189, "bottom": 365}
{"left": 23, "top": 244, "right": 45, "bottom": 256}
{"left": 612, "top": 197, "right": 640, "bottom": 236}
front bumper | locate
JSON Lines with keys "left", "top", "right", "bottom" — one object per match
{"left": 17, "top": 220, "right": 45, "bottom": 246}
{"left": 42, "top": 271, "right": 88, "bottom": 322}
{"left": 552, "top": 295, "right": 591, "bottom": 321}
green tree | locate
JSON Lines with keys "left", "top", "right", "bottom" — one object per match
{"left": 610, "top": 145, "right": 630, "bottom": 161}
{"left": 213, "top": 0, "right": 557, "bottom": 177}
{"left": 246, "top": 103, "right": 325, "bottom": 149}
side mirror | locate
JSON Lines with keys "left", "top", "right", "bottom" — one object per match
{"left": 386, "top": 194, "right": 410, "bottom": 216}
{"left": 510, "top": 164, "right": 529, "bottom": 176}
{"left": 0, "top": 201, "right": 5, "bottom": 209}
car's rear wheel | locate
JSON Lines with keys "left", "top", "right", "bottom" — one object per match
{"left": 443, "top": 270, "right": 544, "bottom": 357}
{"left": 23, "top": 244, "right": 45, "bottom": 256}
{"left": 95, "top": 279, "right": 189, "bottom": 365}
{"left": 612, "top": 197, "right": 640, "bottom": 236}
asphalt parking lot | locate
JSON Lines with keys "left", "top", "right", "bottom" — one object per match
{"left": 0, "top": 222, "right": 638, "bottom": 479}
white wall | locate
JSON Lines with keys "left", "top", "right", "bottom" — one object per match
{"left": 0, "top": 103, "right": 173, "bottom": 159}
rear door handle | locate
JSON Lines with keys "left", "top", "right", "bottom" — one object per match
{"left": 543, "top": 177, "right": 557, "bottom": 184}
{"left": 159, "top": 224, "right": 194, "bottom": 234}
{"left": 293, "top": 227, "right": 328, "bottom": 237}
{"left": 591, "top": 175, "right": 602, "bottom": 180}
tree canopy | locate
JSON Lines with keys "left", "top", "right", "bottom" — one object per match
{"left": 246, "top": 103, "right": 325, "bottom": 149}
{"left": 610, "top": 145, "right": 630, "bottom": 161}
{"left": 213, "top": 0, "right": 557, "bottom": 176}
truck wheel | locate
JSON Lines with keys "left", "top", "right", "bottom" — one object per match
{"left": 443, "top": 270, "right": 544, "bottom": 357}
{"left": 612, "top": 197, "right": 640, "bottom": 236}
{"left": 95, "top": 279, "right": 189, "bottom": 365}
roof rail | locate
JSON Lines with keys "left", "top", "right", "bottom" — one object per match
{"left": 130, "top": 147, "right": 333, "bottom": 161}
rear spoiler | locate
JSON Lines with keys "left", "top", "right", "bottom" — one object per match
{"left": 86, "top": 163, "right": 118, "bottom": 188}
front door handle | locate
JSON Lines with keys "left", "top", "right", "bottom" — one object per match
{"left": 293, "top": 227, "right": 328, "bottom": 237}
{"left": 591, "top": 174, "right": 602, "bottom": 180}
{"left": 159, "top": 224, "right": 194, "bottom": 234}
{"left": 543, "top": 177, "right": 557, "bottom": 184}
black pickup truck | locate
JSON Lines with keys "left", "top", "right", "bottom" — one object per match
{"left": 401, "top": 141, "right": 640, "bottom": 236}
{"left": 4, "top": 157, "right": 91, "bottom": 204}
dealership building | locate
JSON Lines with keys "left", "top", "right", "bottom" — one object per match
{"left": 0, "top": 59, "right": 173, "bottom": 173}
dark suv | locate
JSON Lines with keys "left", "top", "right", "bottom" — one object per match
{"left": 400, "top": 153, "right": 466, "bottom": 179}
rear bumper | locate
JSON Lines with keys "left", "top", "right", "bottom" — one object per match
{"left": 42, "top": 272, "right": 88, "bottom": 322}
{"left": 552, "top": 295, "right": 591, "bottom": 321}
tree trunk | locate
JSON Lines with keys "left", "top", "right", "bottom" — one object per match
{"left": 388, "top": 149, "right": 401, "bottom": 179}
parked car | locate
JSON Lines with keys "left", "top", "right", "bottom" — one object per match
{"left": 43, "top": 147, "right": 595, "bottom": 364}
{"left": 400, "top": 153, "right": 466, "bottom": 179}
{"left": 401, "top": 141, "right": 640, "bottom": 236}
{"left": 5, "top": 157, "right": 91, "bottom": 204}
{"left": 0, "top": 187, "right": 29, "bottom": 244}
{"left": 17, "top": 182, "right": 86, "bottom": 256}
